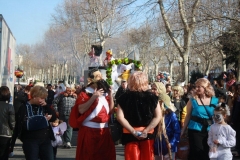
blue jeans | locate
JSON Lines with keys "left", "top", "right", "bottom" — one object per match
{"left": 22, "top": 138, "right": 54, "bottom": 160}
{"left": 60, "top": 115, "right": 72, "bottom": 143}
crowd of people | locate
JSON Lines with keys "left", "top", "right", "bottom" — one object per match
{"left": 0, "top": 68, "right": 239, "bottom": 160}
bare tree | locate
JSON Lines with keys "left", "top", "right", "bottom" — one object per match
{"left": 158, "top": 0, "right": 200, "bottom": 83}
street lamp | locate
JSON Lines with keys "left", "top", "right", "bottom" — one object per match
{"left": 15, "top": 66, "right": 24, "bottom": 85}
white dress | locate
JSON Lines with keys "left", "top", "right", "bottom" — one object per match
{"left": 51, "top": 126, "right": 63, "bottom": 147}
{"left": 208, "top": 123, "right": 236, "bottom": 160}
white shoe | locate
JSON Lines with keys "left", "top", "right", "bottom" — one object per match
{"left": 66, "top": 142, "right": 71, "bottom": 148}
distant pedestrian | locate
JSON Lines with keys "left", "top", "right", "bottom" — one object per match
{"left": 9, "top": 85, "right": 28, "bottom": 157}
{"left": 46, "top": 84, "right": 55, "bottom": 105}
{"left": 115, "top": 79, "right": 128, "bottom": 105}
{"left": 52, "top": 85, "right": 76, "bottom": 148}
{"left": 172, "top": 85, "right": 186, "bottom": 128}
{"left": 208, "top": 103, "right": 235, "bottom": 159}
{"left": 0, "top": 86, "right": 15, "bottom": 160}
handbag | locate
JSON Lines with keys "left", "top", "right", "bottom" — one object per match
{"left": 26, "top": 102, "right": 49, "bottom": 131}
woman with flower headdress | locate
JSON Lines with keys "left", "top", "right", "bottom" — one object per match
{"left": 69, "top": 68, "right": 116, "bottom": 160}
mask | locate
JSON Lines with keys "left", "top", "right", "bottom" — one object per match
{"left": 212, "top": 113, "right": 224, "bottom": 123}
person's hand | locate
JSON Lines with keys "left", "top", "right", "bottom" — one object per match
{"left": 108, "top": 87, "right": 113, "bottom": 97}
{"left": 93, "top": 88, "right": 104, "bottom": 97}
{"left": 210, "top": 146, "right": 217, "bottom": 152}
{"left": 73, "top": 93, "right": 78, "bottom": 98}
{"left": 39, "top": 99, "right": 47, "bottom": 106}
{"left": 56, "top": 112, "right": 59, "bottom": 118}
{"left": 228, "top": 91, "right": 234, "bottom": 97}
{"left": 181, "top": 122, "right": 184, "bottom": 128}
{"left": 131, "top": 130, "right": 140, "bottom": 139}
{"left": 167, "top": 143, "right": 171, "bottom": 149}
{"left": 139, "top": 129, "right": 148, "bottom": 139}
{"left": 45, "top": 113, "right": 52, "bottom": 121}
{"left": 180, "top": 129, "right": 185, "bottom": 137}
{"left": 213, "top": 139, "right": 219, "bottom": 145}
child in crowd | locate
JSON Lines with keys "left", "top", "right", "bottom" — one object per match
{"left": 172, "top": 85, "right": 186, "bottom": 128}
{"left": 51, "top": 118, "right": 66, "bottom": 159}
{"left": 208, "top": 103, "right": 236, "bottom": 160}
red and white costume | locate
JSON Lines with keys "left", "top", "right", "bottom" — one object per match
{"left": 69, "top": 91, "right": 116, "bottom": 160}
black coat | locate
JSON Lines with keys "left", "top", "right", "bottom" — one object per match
{"left": 16, "top": 103, "right": 56, "bottom": 141}
{"left": 0, "top": 101, "right": 15, "bottom": 137}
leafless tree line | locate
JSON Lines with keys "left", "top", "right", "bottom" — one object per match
{"left": 16, "top": 0, "right": 240, "bottom": 84}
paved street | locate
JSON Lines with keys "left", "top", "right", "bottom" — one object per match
{"left": 9, "top": 131, "right": 124, "bottom": 160}
{"left": 9, "top": 131, "right": 240, "bottom": 160}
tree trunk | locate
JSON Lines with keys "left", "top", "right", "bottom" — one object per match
{"left": 169, "top": 61, "right": 173, "bottom": 80}
{"left": 222, "top": 51, "right": 227, "bottom": 72}
{"left": 182, "top": 54, "right": 189, "bottom": 84}
{"left": 204, "top": 60, "right": 211, "bottom": 76}
{"left": 64, "top": 63, "right": 68, "bottom": 84}
{"left": 155, "top": 63, "right": 159, "bottom": 76}
{"left": 158, "top": 0, "right": 199, "bottom": 84}
{"left": 237, "top": 55, "right": 240, "bottom": 81}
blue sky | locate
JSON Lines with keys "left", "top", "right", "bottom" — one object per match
{"left": 0, "top": 0, "right": 63, "bottom": 45}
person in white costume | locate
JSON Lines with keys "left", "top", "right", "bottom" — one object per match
{"left": 208, "top": 103, "right": 236, "bottom": 160}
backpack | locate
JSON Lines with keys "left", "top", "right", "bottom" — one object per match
{"left": 26, "top": 102, "right": 49, "bottom": 131}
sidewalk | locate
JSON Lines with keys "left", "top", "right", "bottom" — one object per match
{"left": 9, "top": 131, "right": 240, "bottom": 160}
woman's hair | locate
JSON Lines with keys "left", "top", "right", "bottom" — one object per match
{"left": 194, "top": 78, "right": 215, "bottom": 98}
{"left": 30, "top": 85, "right": 48, "bottom": 99}
{"left": 216, "top": 79, "right": 224, "bottom": 88}
{"left": 25, "top": 85, "right": 32, "bottom": 92}
{"left": 96, "top": 79, "right": 110, "bottom": 93}
{"left": 88, "top": 68, "right": 100, "bottom": 79}
{"left": 228, "top": 72, "right": 236, "bottom": 81}
{"left": 127, "top": 71, "right": 149, "bottom": 92}
{"left": 172, "top": 85, "right": 184, "bottom": 96}
{"left": 0, "top": 86, "right": 11, "bottom": 102}
{"left": 233, "top": 83, "right": 240, "bottom": 102}
{"left": 53, "top": 118, "right": 63, "bottom": 124}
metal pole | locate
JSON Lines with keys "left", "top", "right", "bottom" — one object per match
{"left": 17, "top": 65, "right": 20, "bottom": 85}
{"left": 188, "top": 56, "right": 190, "bottom": 83}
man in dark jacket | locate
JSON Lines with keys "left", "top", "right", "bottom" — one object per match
{"left": 46, "top": 84, "right": 55, "bottom": 105}
{"left": 115, "top": 80, "right": 128, "bottom": 105}
{"left": 13, "top": 85, "right": 28, "bottom": 113}
{"left": 9, "top": 85, "right": 28, "bottom": 157}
